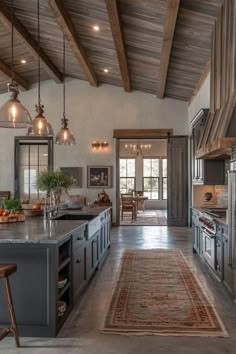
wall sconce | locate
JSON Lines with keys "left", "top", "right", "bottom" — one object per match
{"left": 92, "top": 141, "right": 109, "bottom": 151}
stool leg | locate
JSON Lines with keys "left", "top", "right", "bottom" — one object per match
{"left": 3, "top": 278, "right": 20, "bottom": 348}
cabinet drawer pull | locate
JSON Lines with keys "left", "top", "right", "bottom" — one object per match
{"left": 92, "top": 239, "right": 98, "bottom": 244}
{"left": 76, "top": 258, "right": 81, "bottom": 263}
{"left": 77, "top": 236, "right": 84, "bottom": 240}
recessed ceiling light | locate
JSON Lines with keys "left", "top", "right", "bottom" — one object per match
{"left": 93, "top": 25, "right": 100, "bottom": 32}
{"left": 104, "top": 68, "right": 109, "bottom": 73}
{"left": 20, "top": 59, "right": 26, "bottom": 64}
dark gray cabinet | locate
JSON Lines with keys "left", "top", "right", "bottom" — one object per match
{"left": 191, "top": 109, "right": 225, "bottom": 185}
{"left": 0, "top": 208, "right": 112, "bottom": 338}
{"left": 222, "top": 236, "right": 234, "bottom": 294}
{"left": 73, "top": 244, "right": 86, "bottom": 299}
{"left": 86, "top": 231, "right": 99, "bottom": 281}
{"left": 192, "top": 158, "right": 225, "bottom": 185}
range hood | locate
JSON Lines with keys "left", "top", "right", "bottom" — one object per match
{"left": 195, "top": 1, "right": 236, "bottom": 159}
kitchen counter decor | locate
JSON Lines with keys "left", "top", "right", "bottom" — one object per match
{"left": 0, "top": 199, "right": 25, "bottom": 223}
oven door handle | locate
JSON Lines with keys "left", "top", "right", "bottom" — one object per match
{"left": 201, "top": 227, "right": 215, "bottom": 238}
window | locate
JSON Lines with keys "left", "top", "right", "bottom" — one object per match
{"left": 143, "top": 158, "right": 159, "bottom": 200}
{"left": 120, "top": 159, "right": 135, "bottom": 194}
{"left": 162, "top": 158, "right": 167, "bottom": 200}
{"left": 15, "top": 137, "right": 53, "bottom": 200}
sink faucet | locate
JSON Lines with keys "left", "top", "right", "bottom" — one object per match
{"left": 44, "top": 206, "right": 59, "bottom": 220}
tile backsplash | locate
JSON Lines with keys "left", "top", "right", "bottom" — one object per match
{"left": 193, "top": 184, "right": 228, "bottom": 207}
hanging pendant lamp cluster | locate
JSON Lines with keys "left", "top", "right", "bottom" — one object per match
{"left": 28, "top": 0, "right": 53, "bottom": 137}
{"left": 55, "top": 35, "right": 75, "bottom": 145}
{"left": 0, "top": 0, "right": 32, "bottom": 128}
{"left": 0, "top": 0, "right": 75, "bottom": 146}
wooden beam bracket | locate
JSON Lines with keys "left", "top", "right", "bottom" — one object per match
{"left": 105, "top": 0, "right": 130, "bottom": 92}
{"left": 0, "top": 1, "right": 63, "bottom": 83}
{"left": 157, "top": 0, "right": 180, "bottom": 98}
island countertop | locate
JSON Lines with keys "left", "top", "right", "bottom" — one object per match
{"left": 0, "top": 206, "right": 111, "bottom": 244}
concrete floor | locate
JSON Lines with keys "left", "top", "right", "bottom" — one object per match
{"left": 1, "top": 226, "right": 236, "bottom": 354}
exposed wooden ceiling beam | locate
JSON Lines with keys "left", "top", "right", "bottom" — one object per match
{"left": 0, "top": 60, "right": 29, "bottom": 91}
{"left": 0, "top": 1, "right": 63, "bottom": 84}
{"left": 48, "top": 0, "right": 98, "bottom": 87}
{"left": 105, "top": 0, "right": 131, "bottom": 92}
{"left": 157, "top": 0, "right": 180, "bottom": 98}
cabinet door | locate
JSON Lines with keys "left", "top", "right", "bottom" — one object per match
{"left": 86, "top": 233, "right": 99, "bottom": 280}
{"left": 223, "top": 238, "right": 234, "bottom": 293}
{"left": 92, "top": 234, "right": 99, "bottom": 269}
{"left": 192, "top": 222, "right": 199, "bottom": 253}
{"left": 73, "top": 246, "right": 86, "bottom": 299}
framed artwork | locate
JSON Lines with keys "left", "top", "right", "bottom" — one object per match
{"left": 87, "top": 166, "right": 112, "bottom": 188}
{"left": 60, "top": 167, "right": 82, "bottom": 188}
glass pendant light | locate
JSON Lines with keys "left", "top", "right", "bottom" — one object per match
{"left": 28, "top": 0, "right": 53, "bottom": 137}
{"left": 55, "top": 35, "right": 75, "bottom": 145}
{"left": 0, "top": 0, "right": 32, "bottom": 128}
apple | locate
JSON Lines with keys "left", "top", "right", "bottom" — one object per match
{"left": 32, "top": 203, "right": 41, "bottom": 210}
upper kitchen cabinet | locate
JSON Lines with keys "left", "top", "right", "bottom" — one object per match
{"left": 191, "top": 109, "right": 225, "bottom": 185}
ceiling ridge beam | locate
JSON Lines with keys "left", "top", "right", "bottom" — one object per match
{"left": 48, "top": 0, "right": 98, "bottom": 87}
{"left": 0, "top": 60, "right": 29, "bottom": 91}
{"left": 0, "top": 1, "right": 63, "bottom": 84}
{"left": 157, "top": 0, "right": 180, "bottom": 98}
{"left": 105, "top": 0, "right": 131, "bottom": 92}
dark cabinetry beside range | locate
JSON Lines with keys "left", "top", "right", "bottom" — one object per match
{"left": 192, "top": 208, "right": 235, "bottom": 299}
{"left": 192, "top": 209, "right": 202, "bottom": 255}
{"left": 191, "top": 109, "right": 225, "bottom": 185}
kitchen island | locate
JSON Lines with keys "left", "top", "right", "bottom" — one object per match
{"left": 0, "top": 207, "right": 111, "bottom": 337}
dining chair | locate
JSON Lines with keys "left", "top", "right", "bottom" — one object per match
{"left": 120, "top": 194, "right": 136, "bottom": 221}
{"left": 136, "top": 191, "right": 145, "bottom": 212}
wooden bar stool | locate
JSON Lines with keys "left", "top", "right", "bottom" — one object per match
{"left": 0, "top": 264, "right": 20, "bottom": 347}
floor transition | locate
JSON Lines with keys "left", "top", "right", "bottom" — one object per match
{"left": 1, "top": 226, "right": 236, "bottom": 354}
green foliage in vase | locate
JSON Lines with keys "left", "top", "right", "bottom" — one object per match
{"left": 36, "top": 170, "right": 74, "bottom": 195}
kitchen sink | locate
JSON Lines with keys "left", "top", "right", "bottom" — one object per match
{"left": 53, "top": 214, "right": 97, "bottom": 221}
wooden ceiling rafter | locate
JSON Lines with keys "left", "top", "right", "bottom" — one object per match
{"left": 48, "top": 0, "right": 98, "bottom": 87}
{"left": 0, "top": 60, "right": 29, "bottom": 91}
{"left": 157, "top": 0, "right": 180, "bottom": 99}
{"left": 0, "top": 1, "right": 63, "bottom": 84}
{"left": 105, "top": 0, "right": 131, "bottom": 92}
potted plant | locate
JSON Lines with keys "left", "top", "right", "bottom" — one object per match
{"left": 36, "top": 170, "right": 73, "bottom": 212}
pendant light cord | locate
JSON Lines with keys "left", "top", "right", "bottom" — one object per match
{"left": 11, "top": 0, "right": 14, "bottom": 83}
{"left": 63, "top": 34, "right": 66, "bottom": 120}
{"left": 37, "top": 0, "right": 41, "bottom": 107}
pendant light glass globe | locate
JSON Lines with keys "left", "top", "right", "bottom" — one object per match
{"left": 0, "top": 84, "right": 32, "bottom": 128}
{"left": 27, "top": 0, "right": 53, "bottom": 137}
{"left": 28, "top": 105, "right": 53, "bottom": 136}
{"left": 55, "top": 34, "right": 75, "bottom": 146}
{"left": 0, "top": 0, "right": 32, "bottom": 129}
{"left": 55, "top": 125, "right": 75, "bottom": 145}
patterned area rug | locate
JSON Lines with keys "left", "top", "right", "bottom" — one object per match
{"left": 120, "top": 209, "right": 167, "bottom": 226}
{"left": 102, "top": 249, "right": 228, "bottom": 337}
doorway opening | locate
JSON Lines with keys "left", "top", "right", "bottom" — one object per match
{"left": 119, "top": 139, "right": 167, "bottom": 226}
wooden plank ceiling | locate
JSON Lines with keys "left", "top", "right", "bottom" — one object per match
{"left": 0, "top": 0, "right": 223, "bottom": 101}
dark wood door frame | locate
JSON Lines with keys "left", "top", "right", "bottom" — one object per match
{"left": 114, "top": 129, "right": 173, "bottom": 226}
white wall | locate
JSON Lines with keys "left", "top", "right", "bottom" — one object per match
{"left": 188, "top": 73, "right": 210, "bottom": 127}
{"left": 0, "top": 78, "right": 188, "bottom": 218}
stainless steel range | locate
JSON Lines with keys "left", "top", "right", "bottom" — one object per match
{"left": 198, "top": 208, "right": 227, "bottom": 269}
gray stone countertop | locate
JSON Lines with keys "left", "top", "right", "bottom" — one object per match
{"left": 0, "top": 206, "right": 110, "bottom": 244}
